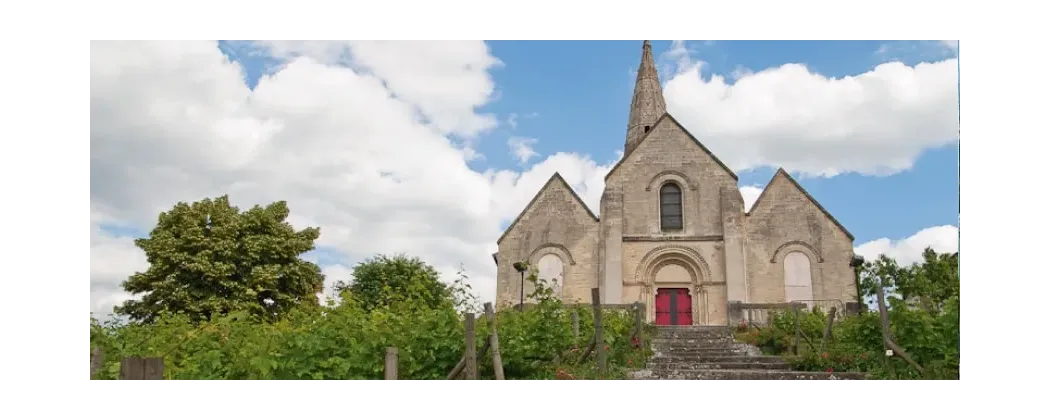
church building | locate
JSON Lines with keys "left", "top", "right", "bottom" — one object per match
{"left": 492, "top": 41, "right": 860, "bottom": 326}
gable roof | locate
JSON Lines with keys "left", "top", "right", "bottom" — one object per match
{"left": 747, "top": 168, "right": 855, "bottom": 241}
{"left": 496, "top": 172, "right": 600, "bottom": 245}
{"left": 605, "top": 112, "right": 739, "bottom": 182}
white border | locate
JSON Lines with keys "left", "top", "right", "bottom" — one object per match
{"left": 4, "top": 0, "right": 1042, "bottom": 418}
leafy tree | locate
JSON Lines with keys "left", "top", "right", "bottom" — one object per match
{"left": 336, "top": 254, "right": 454, "bottom": 313}
{"left": 114, "top": 195, "right": 324, "bottom": 323}
{"left": 858, "top": 248, "right": 960, "bottom": 315}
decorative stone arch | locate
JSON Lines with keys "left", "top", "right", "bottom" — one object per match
{"left": 633, "top": 245, "right": 713, "bottom": 325}
{"left": 769, "top": 241, "right": 824, "bottom": 302}
{"left": 770, "top": 240, "right": 823, "bottom": 263}
{"left": 527, "top": 243, "right": 576, "bottom": 266}
{"left": 527, "top": 244, "right": 574, "bottom": 300}
{"left": 645, "top": 170, "right": 699, "bottom": 192}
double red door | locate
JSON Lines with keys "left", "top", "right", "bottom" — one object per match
{"left": 655, "top": 288, "right": 693, "bottom": 326}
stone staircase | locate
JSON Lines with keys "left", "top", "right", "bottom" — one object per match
{"left": 628, "top": 326, "right": 866, "bottom": 380}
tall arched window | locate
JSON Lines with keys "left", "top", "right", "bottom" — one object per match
{"left": 783, "top": 251, "right": 814, "bottom": 304}
{"left": 660, "top": 183, "right": 683, "bottom": 231}
{"left": 537, "top": 254, "right": 565, "bottom": 299}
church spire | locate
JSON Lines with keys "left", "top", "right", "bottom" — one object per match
{"left": 624, "top": 40, "right": 667, "bottom": 154}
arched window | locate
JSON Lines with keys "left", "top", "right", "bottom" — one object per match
{"left": 660, "top": 183, "right": 683, "bottom": 231}
{"left": 537, "top": 254, "right": 565, "bottom": 299}
{"left": 783, "top": 251, "right": 814, "bottom": 304}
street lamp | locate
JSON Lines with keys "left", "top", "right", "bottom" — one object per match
{"left": 849, "top": 255, "right": 865, "bottom": 312}
{"left": 513, "top": 261, "right": 527, "bottom": 311}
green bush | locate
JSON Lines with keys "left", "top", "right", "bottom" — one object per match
{"left": 90, "top": 265, "right": 652, "bottom": 380}
{"left": 739, "top": 249, "right": 960, "bottom": 380}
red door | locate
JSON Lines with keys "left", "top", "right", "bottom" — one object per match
{"left": 655, "top": 288, "right": 692, "bottom": 326}
{"left": 675, "top": 289, "right": 693, "bottom": 325}
{"left": 655, "top": 289, "right": 672, "bottom": 325}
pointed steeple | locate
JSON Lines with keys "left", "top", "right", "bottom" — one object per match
{"left": 624, "top": 40, "right": 667, "bottom": 154}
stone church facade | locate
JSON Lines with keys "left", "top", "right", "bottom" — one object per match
{"left": 493, "top": 41, "right": 859, "bottom": 325}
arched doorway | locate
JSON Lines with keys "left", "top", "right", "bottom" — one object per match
{"left": 635, "top": 246, "right": 715, "bottom": 326}
{"left": 653, "top": 263, "right": 693, "bottom": 326}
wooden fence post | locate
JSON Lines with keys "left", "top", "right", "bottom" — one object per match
{"left": 571, "top": 311, "right": 580, "bottom": 339}
{"left": 820, "top": 307, "right": 837, "bottom": 352}
{"left": 484, "top": 303, "right": 505, "bottom": 380}
{"left": 90, "top": 347, "right": 103, "bottom": 379}
{"left": 793, "top": 305, "right": 801, "bottom": 356}
{"left": 120, "top": 357, "right": 164, "bottom": 380}
{"left": 633, "top": 302, "right": 643, "bottom": 345}
{"left": 874, "top": 279, "right": 924, "bottom": 377}
{"left": 464, "top": 312, "right": 477, "bottom": 380}
{"left": 591, "top": 288, "right": 606, "bottom": 374}
{"left": 385, "top": 347, "right": 398, "bottom": 380}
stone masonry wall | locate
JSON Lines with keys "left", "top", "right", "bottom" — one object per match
{"left": 744, "top": 171, "right": 857, "bottom": 306}
{"left": 601, "top": 115, "right": 737, "bottom": 322}
{"left": 495, "top": 175, "right": 600, "bottom": 309}
{"left": 607, "top": 116, "right": 739, "bottom": 239}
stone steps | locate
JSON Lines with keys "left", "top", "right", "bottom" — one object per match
{"left": 646, "top": 361, "right": 790, "bottom": 371}
{"left": 651, "top": 338, "right": 737, "bottom": 345}
{"left": 648, "top": 355, "right": 786, "bottom": 364}
{"left": 629, "top": 368, "right": 867, "bottom": 380}
{"left": 653, "top": 347, "right": 753, "bottom": 355}
{"left": 653, "top": 332, "right": 735, "bottom": 340}
{"left": 630, "top": 325, "right": 867, "bottom": 380}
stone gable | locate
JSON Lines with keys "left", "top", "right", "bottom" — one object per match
{"left": 494, "top": 173, "right": 599, "bottom": 309}
{"left": 606, "top": 114, "right": 739, "bottom": 238}
{"left": 744, "top": 169, "right": 856, "bottom": 305}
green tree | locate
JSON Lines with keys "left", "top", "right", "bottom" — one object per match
{"left": 858, "top": 248, "right": 960, "bottom": 314}
{"left": 337, "top": 254, "right": 453, "bottom": 313}
{"left": 114, "top": 195, "right": 324, "bottom": 323}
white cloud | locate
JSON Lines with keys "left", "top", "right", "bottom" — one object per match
{"left": 854, "top": 225, "right": 959, "bottom": 266}
{"left": 507, "top": 137, "right": 539, "bottom": 164}
{"left": 90, "top": 41, "right": 611, "bottom": 318}
{"left": 875, "top": 40, "right": 958, "bottom": 63}
{"left": 89, "top": 41, "right": 958, "bottom": 320}
{"left": 90, "top": 226, "right": 147, "bottom": 317}
{"left": 662, "top": 41, "right": 958, "bottom": 177}
{"left": 739, "top": 185, "right": 763, "bottom": 212}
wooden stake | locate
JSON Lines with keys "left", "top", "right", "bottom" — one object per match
{"left": 385, "top": 347, "right": 398, "bottom": 380}
{"left": 592, "top": 288, "right": 606, "bottom": 373}
{"left": 875, "top": 280, "right": 924, "bottom": 376}
{"left": 484, "top": 303, "right": 505, "bottom": 380}
{"left": 464, "top": 313, "right": 477, "bottom": 380}
{"left": 820, "top": 307, "right": 837, "bottom": 352}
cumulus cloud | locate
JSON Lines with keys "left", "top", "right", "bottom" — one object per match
{"left": 507, "top": 137, "right": 539, "bottom": 164}
{"left": 739, "top": 185, "right": 763, "bottom": 212}
{"left": 90, "top": 41, "right": 610, "bottom": 317}
{"left": 90, "top": 226, "right": 147, "bottom": 317}
{"left": 90, "top": 41, "right": 958, "bottom": 319}
{"left": 662, "top": 41, "right": 958, "bottom": 177}
{"left": 854, "top": 225, "right": 959, "bottom": 266}
{"left": 875, "top": 40, "right": 959, "bottom": 63}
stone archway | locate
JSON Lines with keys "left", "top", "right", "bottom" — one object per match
{"left": 634, "top": 245, "right": 714, "bottom": 325}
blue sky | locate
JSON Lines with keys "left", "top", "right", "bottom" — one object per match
{"left": 467, "top": 40, "right": 959, "bottom": 243}
{"left": 90, "top": 40, "right": 959, "bottom": 314}
{"left": 235, "top": 39, "right": 956, "bottom": 244}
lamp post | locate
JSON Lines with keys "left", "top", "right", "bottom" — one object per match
{"left": 849, "top": 255, "right": 865, "bottom": 312}
{"left": 513, "top": 262, "right": 527, "bottom": 311}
